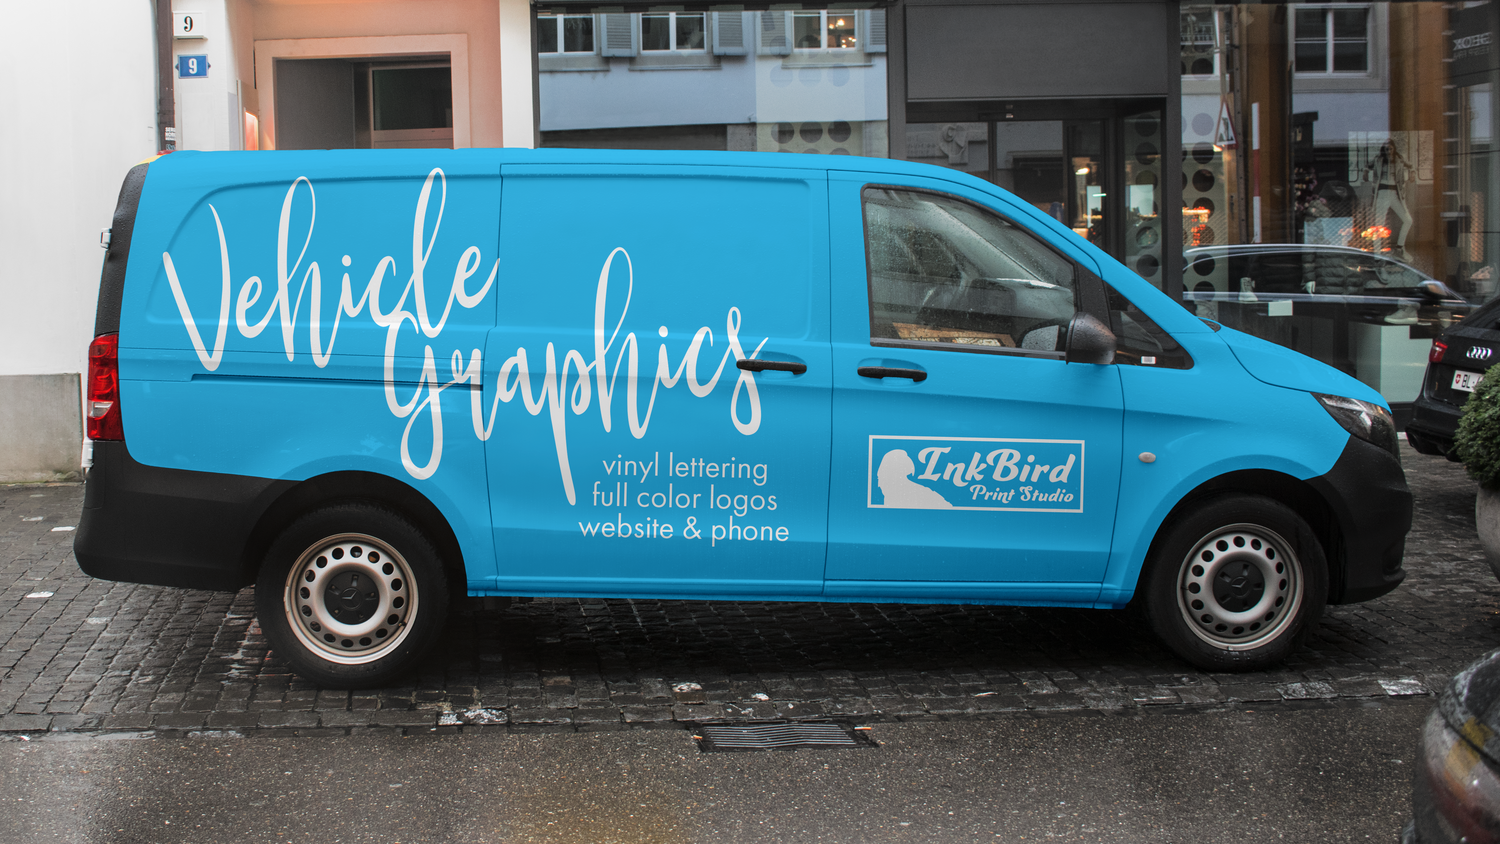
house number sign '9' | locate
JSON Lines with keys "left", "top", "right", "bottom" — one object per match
{"left": 173, "top": 12, "right": 206, "bottom": 39}
{"left": 178, "top": 56, "right": 209, "bottom": 78}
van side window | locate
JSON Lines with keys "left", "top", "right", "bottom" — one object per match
{"left": 1104, "top": 283, "right": 1193, "bottom": 369}
{"left": 863, "top": 187, "right": 1078, "bottom": 355}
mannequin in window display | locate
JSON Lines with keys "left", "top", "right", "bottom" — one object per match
{"left": 1303, "top": 180, "right": 1355, "bottom": 247}
{"left": 1363, "top": 141, "right": 1414, "bottom": 262}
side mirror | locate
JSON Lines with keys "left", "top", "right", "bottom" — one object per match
{"left": 1417, "top": 279, "right": 1448, "bottom": 300}
{"left": 1064, "top": 312, "right": 1116, "bottom": 365}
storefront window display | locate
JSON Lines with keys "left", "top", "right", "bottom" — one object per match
{"left": 1180, "top": 2, "right": 1498, "bottom": 412}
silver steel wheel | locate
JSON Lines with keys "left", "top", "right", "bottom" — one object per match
{"left": 282, "top": 532, "right": 418, "bottom": 665}
{"left": 1176, "top": 522, "right": 1303, "bottom": 651}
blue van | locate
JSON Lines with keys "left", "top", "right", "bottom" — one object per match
{"left": 76, "top": 149, "right": 1411, "bottom": 687}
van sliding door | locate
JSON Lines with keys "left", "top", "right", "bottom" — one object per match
{"left": 478, "top": 164, "right": 833, "bottom": 598}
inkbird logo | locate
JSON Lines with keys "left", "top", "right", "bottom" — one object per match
{"left": 867, "top": 436, "right": 1085, "bottom": 512}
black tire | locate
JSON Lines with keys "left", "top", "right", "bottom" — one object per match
{"left": 1142, "top": 494, "right": 1327, "bottom": 671}
{"left": 255, "top": 503, "right": 449, "bottom": 688}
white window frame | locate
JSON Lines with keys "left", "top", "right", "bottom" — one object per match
{"left": 1292, "top": 4, "right": 1373, "bottom": 77}
{"left": 537, "top": 13, "right": 597, "bottom": 55}
{"left": 792, "top": 10, "right": 858, "bottom": 52}
{"left": 639, "top": 12, "right": 707, "bottom": 54}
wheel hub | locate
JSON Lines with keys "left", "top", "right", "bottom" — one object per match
{"left": 325, "top": 571, "right": 380, "bottom": 624}
{"left": 1215, "top": 563, "right": 1265, "bottom": 611}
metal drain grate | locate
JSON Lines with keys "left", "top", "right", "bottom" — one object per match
{"left": 693, "top": 720, "right": 875, "bottom": 752}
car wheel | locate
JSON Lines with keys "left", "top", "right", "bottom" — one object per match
{"left": 255, "top": 503, "right": 449, "bottom": 688}
{"left": 1142, "top": 494, "right": 1327, "bottom": 671}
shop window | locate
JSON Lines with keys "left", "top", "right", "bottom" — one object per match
{"left": 538, "top": 14, "right": 595, "bottom": 54}
{"left": 863, "top": 187, "right": 1078, "bottom": 355}
{"left": 793, "top": 11, "right": 858, "bottom": 51}
{"left": 641, "top": 12, "right": 706, "bottom": 52}
{"left": 1293, "top": 5, "right": 1371, "bottom": 75}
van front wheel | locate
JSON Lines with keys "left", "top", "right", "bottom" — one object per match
{"left": 1142, "top": 495, "right": 1327, "bottom": 671}
{"left": 256, "top": 503, "right": 449, "bottom": 688}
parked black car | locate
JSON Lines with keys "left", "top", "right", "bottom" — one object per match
{"left": 1183, "top": 244, "right": 1474, "bottom": 411}
{"left": 1408, "top": 296, "right": 1500, "bottom": 460}
{"left": 1183, "top": 244, "right": 1470, "bottom": 328}
{"left": 1406, "top": 649, "right": 1500, "bottom": 843}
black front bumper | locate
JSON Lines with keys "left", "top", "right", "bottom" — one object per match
{"left": 1307, "top": 435, "right": 1412, "bottom": 604}
{"left": 75, "top": 441, "right": 294, "bottom": 592}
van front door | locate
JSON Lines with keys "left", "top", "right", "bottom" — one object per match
{"left": 825, "top": 173, "right": 1125, "bottom": 604}
{"left": 478, "top": 165, "right": 832, "bottom": 597}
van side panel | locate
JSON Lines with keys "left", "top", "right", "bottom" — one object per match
{"left": 115, "top": 150, "right": 503, "bottom": 583}
{"left": 476, "top": 164, "right": 833, "bottom": 598}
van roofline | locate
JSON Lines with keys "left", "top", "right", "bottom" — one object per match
{"left": 151, "top": 146, "right": 982, "bottom": 185}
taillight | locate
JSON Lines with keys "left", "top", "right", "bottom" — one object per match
{"left": 86, "top": 334, "right": 123, "bottom": 441}
{"left": 1432, "top": 340, "right": 1449, "bottom": 364}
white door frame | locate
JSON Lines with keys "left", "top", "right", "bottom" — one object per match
{"left": 253, "top": 34, "right": 472, "bottom": 150}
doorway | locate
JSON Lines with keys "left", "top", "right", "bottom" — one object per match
{"left": 274, "top": 57, "right": 454, "bottom": 151}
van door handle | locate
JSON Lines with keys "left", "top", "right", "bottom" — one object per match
{"left": 737, "top": 358, "right": 807, "bottom": 375}
{"left": 857, "top": 366, "right": 928, "bottom": 383}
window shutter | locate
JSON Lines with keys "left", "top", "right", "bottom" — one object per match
{"left": 600, "top": 13, "right": 638, "bottom": 57}
{"left": 757, "top": 11, "right": 791, "bottom": 56}
{"left": 865, "top": 10, "right": 887, "bottom": 53}
{"left": 713, "top": 12, "right": 748, "bottom": 56}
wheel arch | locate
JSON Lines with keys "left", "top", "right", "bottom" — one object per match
{"left": 238, "top": 471, "right": 468, "bottom": 592}
{"left": 1140, "top": 469, "right": 1345, "bottom": 602}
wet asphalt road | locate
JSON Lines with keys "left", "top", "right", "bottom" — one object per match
{"left": 1, "top": 700, "right": 1425, "bottom": 843}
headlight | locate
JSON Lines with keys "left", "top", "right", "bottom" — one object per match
{"left": 1315, "top": 393, "right": 1400, "bottom": 459}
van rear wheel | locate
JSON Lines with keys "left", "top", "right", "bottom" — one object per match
{"left": 256, "top": 503, "right": 449, "bottom": 688}
{"left": 1142, "top": 494, "right": 1327, "bottom": 671}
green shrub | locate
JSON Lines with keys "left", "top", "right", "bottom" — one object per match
{"left": 1456, "top": 361, "right": 1500, "bottom": 491}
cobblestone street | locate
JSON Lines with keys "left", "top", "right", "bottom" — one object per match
{"left": 1, "top": 441, "right": 1492, "bottom": 736}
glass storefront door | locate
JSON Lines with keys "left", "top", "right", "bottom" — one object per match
{"left": 905, "top": 109, "right": 1164, "bottom": 287}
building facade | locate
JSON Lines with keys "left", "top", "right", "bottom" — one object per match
{"left": 2, "top": 0, "right": 1493, "bottom": 479}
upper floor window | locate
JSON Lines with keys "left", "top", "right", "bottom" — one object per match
{"left": 1293, "top": 5, "right": 1370, "bottom": 74}
{"left": 794, "top": 11, "right": 858, "bottom": 51}
{"left": 538, "top": 13, "right": 595, "bottom": 54}
{"left": 641, "top": 12, "right": 706, "bottom": 52}
{"left": 1180, "top": 7, "right": 1221, "bottom": 78}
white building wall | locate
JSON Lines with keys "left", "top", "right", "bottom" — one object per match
{"left": 0, "top": 1, "right": 158, "bottom": 480}
{"left": 172, "top": 0, "right": 244, "bottom": 152}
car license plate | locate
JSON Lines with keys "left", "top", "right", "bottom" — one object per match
{"left": 1454, "top": 370, "right": 1486, "bottom": 392}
